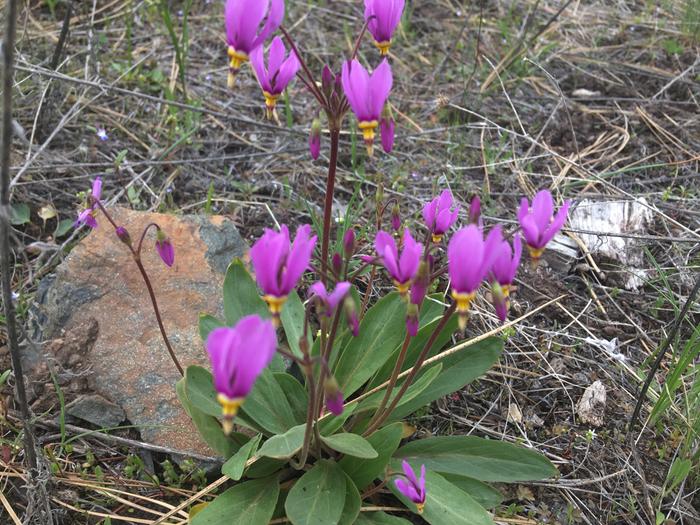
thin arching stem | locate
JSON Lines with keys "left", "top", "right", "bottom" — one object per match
{"left": 278, "top": 25, "right": 326, "bottom": 105}
{"left": 320, "top": 129, "right": 340, "bottom": 284}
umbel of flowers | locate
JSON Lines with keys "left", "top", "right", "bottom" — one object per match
{"left": 75, "top": 0, "right": 570, "bottom": 522}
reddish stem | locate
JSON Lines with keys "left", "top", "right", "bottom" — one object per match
{"left": 321, "top": 128, "right": 340, "bottom": 284}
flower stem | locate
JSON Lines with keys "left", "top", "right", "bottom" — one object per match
{"left": 364, "top": 333, "right": 411, "bottom": 431}
{"left": 93, "top": 201, "right": 183, "bottom": 376}
{"left": 363, "top": 303, "right": 456, "bottom": 436}
{"left": 321, "top": 128, "right": 340, "bottom": 284}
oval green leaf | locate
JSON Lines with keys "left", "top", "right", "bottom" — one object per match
{"left": 223, "top": 259, "right": 269, "bottom": 325}
{"left": 285, "top": 460, "right": 346, "bottom": 525}
{"left": 257, "top": 424, "right": 306, "bottom": 460}
{"left": 394, "top": 435, "right": 558, "bottom": 482}
{"left": 321, "top": 433, "right": 378, "bottom": 459}
{"left": 221, "top": 434, "right": 262, "bottom": 481}
{"left": 439, "top": 473, "right": 502, "bottom": 510}
{"left": 338, "top": 473, "right": 361, "bottom": 525}
{"left": 334, "top": 293, "right": 407, "bottom": 397}
{"left": 191, "top": 476, "right": 279, "bottom": 525}
{"left": 339, "top": 422, "right": 402, "bottom": 490}
{"left": 354, "top": 511, "right": 413, "bottom": 524}
{"left": 280, "top": 291, "right": 310, "bottom": 358}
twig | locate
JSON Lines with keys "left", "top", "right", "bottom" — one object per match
{"left": 1, "top": 0, "right": 38, "bottom": 475}
{"left": 628, "top": 273, "right": 700, "bottom": 440}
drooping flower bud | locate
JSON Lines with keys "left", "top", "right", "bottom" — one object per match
{"left": 406, "top": 302, "right": 419, "bottom": 337}
{"left": 115, "top": 226, "right": 132, "bottom": 247}
{"left": 343, "top": 296, "right": 359, "bottom": 337}
{"left": 410, "top": 260, "right": 430, "bottom": 307}
{"left": 391, "top": 203, "right": 401, "bottom": 232}
{"left": 332, "top": 253, "right": 343, "bottom": 276}
{"left": 155, "top": 229, "right": 175, "bottom": 267}
{"left": 380, "top": 104, "right": 395, "bottom": 153}
{"left": 323, "top": 376, "right": 344, "bottom": 416}
{"left": 75, "top": 177, "right": 103, "bottom": 229}
{"left": 343, "top": 229, "right": 356, "bottom": 258}
{"left": 491, "top": 282, "right": 508, "bottom": 323}
{"left": 321, "top": 65, "right": 335, "bottom": 98}
{"left": 468, "top": 196, "right": 481, "bottom": 225}
{"left": 309, "top": 118, "right": 322, "bottom": 160}
{"left": 395, "top": 460, "right": 426, "bottom": 514}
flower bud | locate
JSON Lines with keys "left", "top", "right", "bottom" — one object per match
{"left": 324, "top": 376, "right": 344, "bottom": 416}
{"left": 321, "top": 65, "right": 335, "bottom": 98}
{"left": 375, "top": 183, "right": 384, "bottom": 205}
{"left": 410, "top": 261, "right": 430, "bottom": 306}
{"left": 332, "top": 252, "right": 343, "bottom": 276}
{"left": 391, "top": 204, "right": 401, "bottom": 232}
{"left": 309, "top": 118, "right": 322, "bottom": 160}
{"left": 491, "top": 282, "right": 508, "bottom": 323}
{"left": 380, "top": 104, "right": 395, "bottom": 153}
{"left": 155, "top": 228, "right": 175, "bottom": 267}
{"left": 115, "top": 226, "right": 132, "bottom": 247}
{"left": 343, "top": 296, "right": 359, "bottom": 337}
{"left": 406, "top": 302, "right": 419, "bottom": 337}
{"left": 343, "top": 229, "right": 356, "bottom": 258}
{"left": 468, "top": 196, "right": 481, "bottom": 225}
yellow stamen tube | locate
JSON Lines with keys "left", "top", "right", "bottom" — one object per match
{"left": 263, "top": 91, "right": 280, "bottom": 120}
{"left": 217, "top": 393, "right": 244, "bottom": 435}
{"left": 263, "top": 294, "right": 288, "bottom": 327}
{"left": 359, "top": 120, "right": 379, "bottom": 157}
{"left": 451, "top": 290, "right": 476, "bottom": 330}
{"left": 227, "top": 47, "right": 249, "bottom": 89}
{"left": 374, "top": 40, "right": 392, "bottom": 55}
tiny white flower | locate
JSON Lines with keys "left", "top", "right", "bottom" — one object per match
{"left": 96, "top": 128, "right": 108, "bottom": 141}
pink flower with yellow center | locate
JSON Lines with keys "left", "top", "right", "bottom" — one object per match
{"left": 250, "top": 36, "right": 300, "bottom": 119}
{"left": 206, "top": 315, "right": 277, "bottom": 434}
{"left": 364, "top": 0, "right": 406, "bottom": 55}
{"left": 423, "top": 189, "right": 459, "bottom": 242}
{"left": 517, "top": 190, "right": 570, "bottom": 261}
{"left": 341, "top": 59, "right": 393, "bottom": 156}
{"left": 375, "top": 229, "right": 422, "bottom": 296}
{"left": 224, "top": 0, "right": 284, "bottom": 88}
{"left": 395, "top": 460, "right": 426, "bottom": 514}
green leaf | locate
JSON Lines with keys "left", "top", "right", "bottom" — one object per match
{"left": 223, "top": 259, "right": 269, "bottom": 325}
{"left": 256, "top": 424, "right": 306, "bottom": 460}
{"left": 285, "top": 460, "right": 346, "bottom": 525}
{"left": 439, "top": 473, "right": 503, "bottom": 509}
{"left": 280, "top": 291, "right": 309, "bottom": 358}
{"left": 199, "top": 314, "right": 224, "bottom": 342}
{"left": 358, "top": 364, "right": 442, "bottom": 414}
{"left": 56, "top": 219, "right": 74, "bottom": 237}
{"left": 368, "top": 298, "right": 454, "bottom": 389}
{"left": 334, "top": 293, "right": 407, "bottom": 397}
{"left": 354, "top": 511, "right": 412, "bottom": 524}
{"left": 338, "top": 472, "right": 361, "bottom": 525}
{"left": 246, "top": 456, "right": 287, "bottom": 479}
{"left": 240, "top": 368, "right": 299, "bottom": 434}
{"left": 274, "top": 373, "right": 307, "bottom": 425}
{"left": 319, "top": 404, "right": 357, "bottom": 436}
{"left": 221, "top": 434, "right": 262, "bottom": 481}
{"left": 389, "top": 469, "right": 494, "bottom": 525}
{"left": 10, "top": 203, "right": 30, "bottom": 225}
{"left": 321, "top": 433, "right": 378, "bottom": 459}
{"left": 394, "top": 435, "right": 558, "bottom": 482}
{"left": 184, "top": 365, "right": 261, "bottom": 433}
{"left": 339, "top": 422, "right": 402, "bottom": 490}
{"left": 191, "top": 476, "right": 279, "bottom": 525}
{"left": 175, "top": 378, "right": 239, "bottom": 457}
{"left": 389, "top": 336, "right": 502, "bottom": 421}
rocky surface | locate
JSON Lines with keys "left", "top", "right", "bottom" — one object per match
{"left": 34, "top": 208, "right": 246, "bottom": 457}
{"left": 66, "top": 394, "right": 126, "bottom": 428}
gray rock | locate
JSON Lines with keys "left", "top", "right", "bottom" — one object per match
{"left": 66, "top": 394, "right": 126, "bottom": 428}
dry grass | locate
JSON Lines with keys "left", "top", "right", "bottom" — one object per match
{"left": 2, "top": 0, "right": 700, "bottom": 523}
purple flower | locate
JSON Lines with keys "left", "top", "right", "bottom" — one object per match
{"left": 395, "top": 460, "right": 426, "bottom": 514}
{"left": 250, "top": 36, "right": 300, "bottom": 118}
{"left": 380, "top": 112, "right": 395, "bottom": 153}
{"left": 309, "top": 281, "right": 351, "bottom": 316}
{"left": 115, "top": 226, "right": 132, "bottom": 246}
{"left": 341, "top": 59, "right": 393, "bottom": 156}
{"left": 489, "top": 236, "right": 521, "bottom": 322}
{"left": 155, "top": 229, "right": 175, "bottom": 267}
{"left": 224, "top": 0, "right": 284, "bottom": 87}
{"left": 206, "top": 315, "right": 277, "bottom": 434}
{"left": 75, "top": 177, "right": 102, "bottom": 229}
{"left": 309, "top": 118, "right": 321, "bottom": 160}
{"left": 391, "top": 204, "right": 401, "bottom": 232}
{"left": 517, "top": 190, "right": 570, "bottom": 259}
{"left": 96, "top": 128, "right": 108, "bottom": 141}
{"left": 250, "top": 224, "right": 317, "bottom": 317}
{"left": 423, "top": 190, "right": 459, "bottom": 242}
{"left": 375, "top": 229, "right": 422, "bottom": 295}
{"left": 491, "top": 235, "right": 522, "bottom": 287}
{"left": 324, "top": 376, "right": 344, "bottom": 416}
{"left": 448, "top": 225, "right": 502, "bottom": 328}
{"left": 364, "top": 0, "right": 405, "bottom": 55}
{"left": 406, "top": 302, "right": 419, "bottom": 337}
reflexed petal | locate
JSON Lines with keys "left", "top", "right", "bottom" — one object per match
{"left": 281, "top": 225, "right": 317, "bottom": 294}
{"left": 206, "top": 327, "right": 241, "bottom": 398}
{"left": 92, "top": 177, "right": 102, "bottom": 200}
{"left": 368, "top": 59, "right": 393, "bottom": 119}
{"left": 422, "top": 198, "right": 438, "bottom": 230}
{"left": 402, "top": 460, "right": 419, "bottom": 487}
{"left": 511, "top": 235, "right": 522, "bottom": 277}
{"left": 519, "top": 214, "right": 541, "bottom": 248}
{"left": 398, "top": 229, "right": 421, "bottom": 282}
{"left": 267, "top": 36, "right": 286, "bottom": 78}
{"left": 532, "top": 190, "right": 554, "bottom": 232}
{"left": 253, "top": 0, "right": 285, "bottom": 49}
{"left": 375, "top": 230, "right": 399, "bottom": 280}
{"left": 228, "top": 315, "right": 277, "bottom": 397}
{"left": 481, "top": 226, "right": 503, "bottom": 275}
{"left": 327, "top": 282, "right": 351, "bottom": 310}
{"left": 541, "top": 199, "right": 570, "bottom": 245}
{"left": 274, "top": 52, "right": 300, "bottom": 93}
{"left": 395, "top": 478, "right": 420, "bottom": 503}
{"left": 226, "top": 0, "right": 269, "bottom": 51}
{"left": 517, "top": 197, "right": 529, "bottom": 223}
{"left": 250, "top": 45, "right": 271, "bottom": 92}
{"left": 250, "top": 225, "right": 291, "bottom": 296}
{"left": 448, "top": 226, "right": 484, "bottom": 293}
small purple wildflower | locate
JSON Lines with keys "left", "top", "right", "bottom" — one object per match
{"left": 423, "top": 189, "right": 459, "bottom": 242}
{"left": 395, "top": 460, "right": 426, "bottom": 514}
{"left": 517, "top": 190, "right": 571, "bottom": 260}
{"left": 375, "top": 229, "right": 422, "bottom": 296}
{"left": 364, "top": 0, "right": 405, "bottom": 55}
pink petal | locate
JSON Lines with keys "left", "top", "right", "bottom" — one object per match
{"left": 532, "top": 190, "right": 554, "bottom": 233}
{"left": 252, "top": 0, "right": 284, "bottom": 49}
{"left": 368, "top": 59, "right": 393, "bottom": 119}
